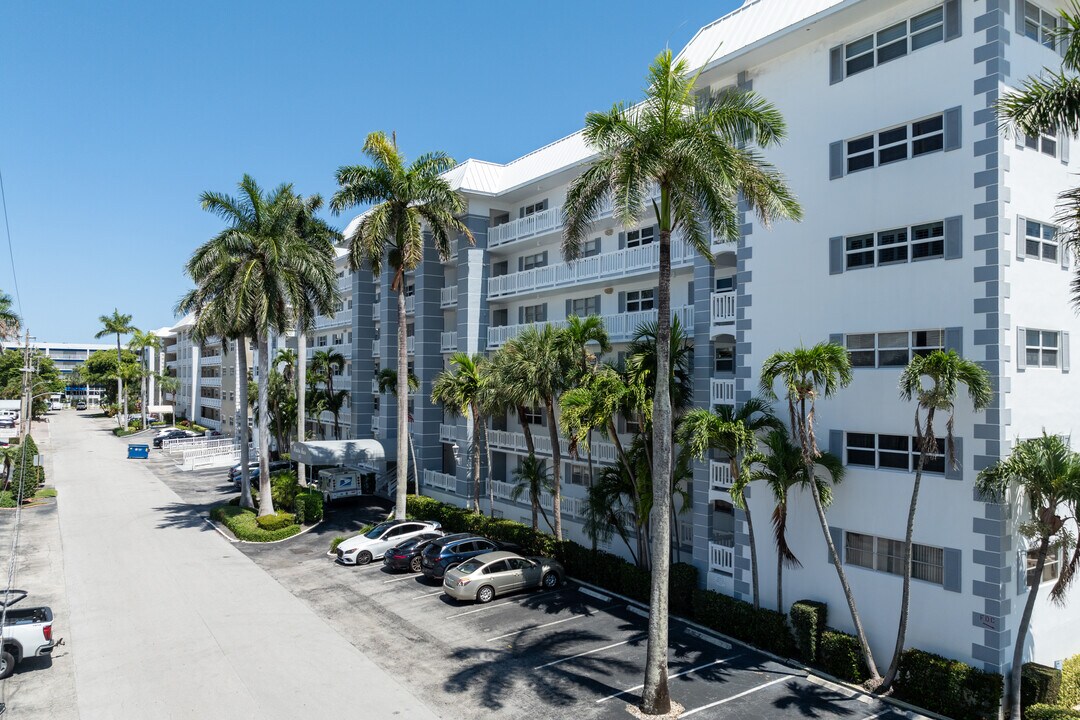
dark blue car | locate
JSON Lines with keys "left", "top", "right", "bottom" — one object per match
{"left": 420, "top": 534, "right": 499, "bottom": 581}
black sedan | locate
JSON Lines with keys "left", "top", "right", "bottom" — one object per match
{"left": 152, "top": 429, "right": 191, "bottom": 448}
{"left": 383, "top": 533, "right": 444, "bottom": 573}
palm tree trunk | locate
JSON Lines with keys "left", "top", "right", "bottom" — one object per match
{"left": 482, "top": 420, "right": 494, "bottom": 516}
{"left": 471, "top": 402, "right": 482, "bottom": 513}
{"left": 517, "top": 406, "right": 540, "bottom": 526}
{"left": 1007, "top": 534, "right": 1049, "bottom": 720}
{"left": 642, "top": 218, "right": 673, "bottom": 715}
{"left": 237, "top": 336, "right": 254, "bottom": 510}
{"left": 256, "top": 334, "right": 274, "bottom": 517}
{"left": 545, "top": 399, "right": 563, "bottom": 540}
{"left": 881, "top": 407, "right": 935, "bottom": 690}
{"left": 778, "top": 544, "right": 784, "bottom": 614}
{"left": 395, "top": 284, "right": 408, "bottom": 519}
{"left": 296, "top": 324, "right": 307, "bottom": 485}
{"left": 745, "top": 494, "right": 761, "bottom": 611}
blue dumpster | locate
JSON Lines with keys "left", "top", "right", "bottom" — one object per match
{"left": 127, "top": 444, "right": 149, "bottom": 460}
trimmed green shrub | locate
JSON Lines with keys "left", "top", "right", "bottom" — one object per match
{"left": 1062, "top": 655, "right": 1080, "bottom": 710}
{"left": 255, "top": 512, "right": 295, "bottom": 531}
{"left": 1027, "top": 705, "right": 1080, "bottom": 720}
{"left": 1023, "top": 663, "right": 1062, "bottom": 715}
{"left": 790, "top": 600, "right": 828, "bottom": 664}
{"left": 0, "top": 491, "right": 14, "bottom": 508}
{"left": 690, "top": 588, "right": 794, "bottom": 657}
{"left": 895, "top": 648, "right": 1003, "bottom": 720}
{"left": 294, "top": 490, "right": 323, "bottom": 525}
{"left": 669, "top": 562, "right": 697, "bottom": 617}
{"left": 210, "top": 505, "right": 300, "bottom": 542}
{"left": 819, "top": 630, "right": 869, "bottom": 684}
{"left": 271, "top": 471, "right": 299, "bottom": 512}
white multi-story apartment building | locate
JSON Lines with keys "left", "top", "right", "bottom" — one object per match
{"left": 305, "top": 247, "right": 354, "bottom": 440}
{"left": 334, "top": 0, "right": 1080, "bottom": 678}
{"left": 30, "top": 341, "right": 113, "bottom": 404}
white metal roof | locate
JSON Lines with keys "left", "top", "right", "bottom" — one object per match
{"left": 290, "top": 439, "right": 385, "bottom": 467}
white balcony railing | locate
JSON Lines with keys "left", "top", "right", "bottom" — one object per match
{"left": 199, "top": 396, "right": 222, "bottom": 409}
{"left": 372, "top": 302, "right": 380, "bottom": 320}
{"left": 201, "top": 354, "right": 221, "bottom": 366}
{"left": 711, "top": 378, "right": 736, "bottom": 407}
{"left": 539, "top": 490, "right": 582, "bottom": 519}
{"left": 709, "top": 540, "right": 735, "bottom": 573}
{"left": 200, "top": 375, "right": 221, "bottom": 387}
{"left": 405, "top": 295, "right": 415, "bottom": 314}
{"left": 338, "top": 274, "right": 352, "bottom": 292}
{"left": 423, "top": 468, "right": 457, "bottom": 491}
{"left": 441, "top": 331, "right": 457, "bottom": 353}
{"left": 710, "top": 291, "right": 736, "bottom": 326}
{"left": 441, "top": 286, "right": 458, "bottom": 307}
{"left": 491, "top": 480, "right": 515, "bottom": 501}
{"left": 439, "top": 423, "right": 462, "bottom": 444}
{"left": 485, "top": 428, "right": 619, "bottom": 465}
{"left": 371, "top": 378, "right": 380, "bottom": 394}
{"left": 373, "top": 340, "right": 380, "bottom": 357}
{"left": 487, "top": 239, "right": 695, "bottom": 299}
{"left": 487, "top": 306, "right": 694, "bottom": 348}
{"left": 407, "top": 336, "right": 415, "bottom": 354}
{"left": 371, "top": 415, "right": 380, "bottom": 436}
{"left": 315, "top": 310, "right": 351, "bottom": 330}
{"left": 709, "top": 460, "right": 733, "bottom": 500}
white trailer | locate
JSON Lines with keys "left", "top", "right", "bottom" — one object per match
{"left": 316, "top": 467, "right": 363, "bottom": 504}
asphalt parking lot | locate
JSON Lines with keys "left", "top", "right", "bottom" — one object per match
{"left": 148, "top": 450, "right": 912, "bottom": 720}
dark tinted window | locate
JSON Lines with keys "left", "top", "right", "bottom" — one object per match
{"left": 483, "top": 560, "right": 509, "bottom": 574}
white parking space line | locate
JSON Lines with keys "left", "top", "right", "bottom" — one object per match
{"left": 443, "top": 589, "right": 562, "bottom": 620}
{"left": 412, "top": 590, "right": 445, "bottom": 600}
{"left": 862, "top": 711, "right": 889, "bottom": 720}
{"left": 534, "top": 636, "right": 644, "bottom": 670}
{"left": 578, "top": 587, "right": 610, "bottom": 603}
{"left": 680, "top": 675, "right": 790, "bottom": 717}
{"left": 596, "top": 656, "right": 740, "bottom": 703}
{"left": 381, "top": 574, "right": 421, "bottom": 584}
{"left": 485, "top": 605, "right": 615, "bottom": 643}
{"left": 686, "top": 628, "right": 733, "bottom": 650}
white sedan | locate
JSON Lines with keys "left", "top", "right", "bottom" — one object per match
{"left": 335, "top": 520, "right": 442, "bottom": 566}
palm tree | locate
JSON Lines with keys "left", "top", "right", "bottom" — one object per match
{"left": 589, "top": 444, "right": 652, "bottom": 567}
{"left": 561, "top": 50, "right": 801, "bottom": 714}
{"left": 194, "top": 175, "right": 337, "bottom": 516}
{"left": 759, "top": 343, "right": 879, "bottom": 683}
{"left": 127, "top": 329, "right": 161, "bottom": 430}
{"left": 332, "top": 131, "right": 473, "bottom": 521}
{"left": 324, "top": 389, "right": 348, "bottom": 440}
{"left": 744, "top": 429, "right": 841, "bottom": 613}
{"left": 679, "top": 397, "right": 782, "bottom": 610}
{"left": 510, "top": 455, "right": 554, "bottom": 533}
{"left": 977, "top": 433, "right": 1080, "bottom": 720}
{"left": 556, "top": 315, "right": 612, "bottom": 491}
{"left": 487, "top": 343, "right": 539, "bottom": 457}
{"left": 501, "top": 325, "right": 572, "bottom": 539}
{"left": 311, "top": 348, "right": 346, "bottom": 397}
{"left": 377, "top": 368, "right": 420, "bottom": 493}
{"left": 431, "top": 353, "right": 488, "bottom": 513}
{"left": 880, "top": 351, "right": 992, "bottom": 690}
{"left": 0, "top": 291, "right": 21, "bottom": 348}
{"left": 95, "top": 309, "right": 135, "bottom": 428}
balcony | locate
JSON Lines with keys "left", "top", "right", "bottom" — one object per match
{"left": 491, "top": 480, "right": 515, "bottom": 501}
{"left": 487, "top": 306, "right": 694, "bottom": 349}
{"left": 371, "top": 378, "right": 380, "bottom": 394}
{"left": 441, "top": 331, "right": 457, "bottom": 353}
{"left": 711, "top": 378, "right": 735, "bottom": 407}
{"left": 710, "top": 291, "right": 736, "bottom": 329}
{"left": 709, "top": 460, "right": 733, "bottom": 501}
{"left": 488, "top": 239, "right": 695, "bottom": 299}
{"left": 423, "top": 468, "right": 457, "bottom": 492}
{"left": 405, "top": 295, "right": 415, "bottom": 315}
{"left": 199, "top": 396, "right": 222, "bottom": 410}
{"left": 539, "top": 490, "right": 582, "bottom": 519}
{"left": 485, "top": 428, "right": 618, "bottom": 465}
{"left": 372, "top": 302, "right": 380, "bottom": 320}
{"left": 439, "top": 423, "right": 463, "bottom": 444}
{"left": 315, "top": 310, "right": 350, "bottom": 330}
{"left": 407, "top": 336, "right": 415, "bottom": 354}
{"left": 338, "top": 274, "right": 352, "bottom": 292}
{"left": 441, "top": 286, "right": 458, "bottom": 308}
{"left": 709, "top": 539, "right": 735, "bottom": 574}
{"left": 371, "top": 415, "right": 380, "bottom": 436}
{"left": 373, "top": 340, "right": 380, "bottom": 357}
{"left": 201, "top": 375, "right": 221, "bottom": 387}
{"left": 201, "top": 354, "right": 221, "bottom": 366}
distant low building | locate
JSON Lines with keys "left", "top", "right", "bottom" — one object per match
{"left": 30, "top": 341, "right": 113, "bottom": 405}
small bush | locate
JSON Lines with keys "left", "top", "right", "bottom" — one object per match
{"left": 1062, "top": 655, "right": 1080, "bottom": 710}
{"left": 1023, "top": 663, "right": 1063, "bottom": 715}
{"left": 1027, "top": 705, "right": 1080, "bottom": 720}
{"left": 329, "top": 536, "right": 347, "bottom": 553}
{"left": 295, "top": 490, "right": 324, "bottom": 525}
{"left": 271, "top": 471, "right": 299, "bottom": 512}
{"left": 819, "top": 630, "right": 869, "bottom": 684}
{"left": 210, "top": 505, "right": 300, "bottom": 542}
{"left": 0, "top": 491, "right": 14, "bottom": 508}
{"left": 895, "top": 648, "right": 1003, "bottom": 720}
{"left": 255, "top": 512, "right": 295, "bottom": 531}
{"left": 790, "top": 600, "right": 828, "bottom": 664}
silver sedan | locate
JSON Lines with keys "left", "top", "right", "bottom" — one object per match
{"left": 442, "top": 551, "right": 564, "bottom": 604}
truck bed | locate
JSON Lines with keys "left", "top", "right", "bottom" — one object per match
{"left": 2, "top": 607, "right": 51, "bottom": 626}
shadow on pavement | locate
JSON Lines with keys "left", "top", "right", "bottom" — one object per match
{"left": 769, "top": 679, "right": 859, "bottom": 718}
{"left": 153, "top": 501, "right": 216, "bottom": 531}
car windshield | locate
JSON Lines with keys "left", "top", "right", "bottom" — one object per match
{"left": 364, "top": 522, "right": 395, "bottom": 540}
{"left": 456, "top": 559, "right": 485, "bottom": 575}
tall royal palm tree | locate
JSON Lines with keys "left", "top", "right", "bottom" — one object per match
{"left": 977, "top": 433, "right": 1080, "bottom": 720}
{"left": 195, "top": 175, "right": 337, "bottom": 516}
{"left": 880, "top": 350, "right": 992, "bottom": 690}
{"left": 95, "top": 309, "right": 135, "bottom": 428}
{"left": 431, "top": 353, "right": 488, "bottom": 513}
{"left": 332, "top": 131, "right": 473, "bottom": 521}
{"left": 561, "top": 50, "right": 801, "bottom": 714}
{"left": 127, "top": 329, "right": 162, "bottom": 430}
{"left": 0, "top": 291, "right": 21, "bottom": 348}
{"left": 377, "top": 368, "right": 420, "bottom": 494}
{"left": 679, "top": 397, "right": 782, "bottom": 610}
{"left": 760, "top": 343, "right": 879, "bottom": 682}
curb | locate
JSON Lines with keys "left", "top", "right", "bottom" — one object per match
{"left": 205, "top": 515, "right": 323, "bottom": 545}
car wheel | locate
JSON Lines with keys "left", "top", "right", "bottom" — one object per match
{"left": 357, "top": 551, "right": 372, "bottom": 566}
{"left": 476, "top": 585, "right": 495, "bottom": 604}
{"left": 0, "top": 650, "right": 14, "bottom": 679}
{"left": 410, "top": 556, "right": 422, "bottom": 573}
{"left": 542, "top": 571, "right": 560, "bottom": 589}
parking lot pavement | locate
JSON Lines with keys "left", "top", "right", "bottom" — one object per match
{"left": 147, "top": 453, "right": 911, "bottom": 720}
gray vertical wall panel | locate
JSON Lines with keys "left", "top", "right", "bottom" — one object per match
{"left": 944, "top": 106, "right": 962, "bottom": 151}
{"left": 829, "top": 46, "right": 843, "bottom": 84}
{"left": 829, "top": 236, "right": 844, "bottom": 274}
{"left": 945, "top": 216, "right": 963, "bottom": 260}
{"left": 944, "top": 548, "right": 962, "bottom": 592}
{"left": 829, "top": 141, "right": 844, "bottom": 180}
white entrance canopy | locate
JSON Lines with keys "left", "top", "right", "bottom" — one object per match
{"left": 149, "top": 405, "right": 174, "bottom": 414}
{"left": 290, "top": 440, "right": 385, "bottom": 470}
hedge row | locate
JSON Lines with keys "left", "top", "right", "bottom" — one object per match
{"left": 1064, "top": 655, "right": 1080, "bottom": 710}
{"left": 210, "top": 505, "right": 301, "bottom": 542}
{"left": 895, "top": 649, "right": 1003, "bottom": 720}
{"left": 1024, "top": 663, "right": 1063, "bottom": 714}
{"left": 819, "top": 629, "right": 870, "bottom": 683}
{"left": 790, "top": 600, "right": 827, "bottom": 664}
{"left": 1027, "top": 705, "right": 1080, "bottom": 720}
{"left": 691, "top": 588, "right": 794, "bottom": 657}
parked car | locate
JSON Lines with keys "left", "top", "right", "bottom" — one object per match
{"left": 442, "top": 551, "right": 564, "bottom": 604}
{"left": 152, "top": 429, "right": 194, "bottom": 448}
{"left": 420, "top": 534, "right": 500, "bottom": 581}
{"left": 228, "top": 460, "right": 291, "bottom": 486}
{"left": 0, "top": 590, "right": 55, "bottom": 679}
{"left": 0, "top": 417, "right": 14, "bottom": 430}
{"left": 382, "top": 532, "right": 444, "bottom": 573}
{"left": 75, "top": 402, "right": 87, "bottom": 411}
{"left": 336, "top": 520, "right": 442, "bottom": 566}
{"left": 204, "top": 429, "right": 222, "bottom": 437}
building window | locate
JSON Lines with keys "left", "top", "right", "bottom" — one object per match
{"left": 845, "top": 329, "right": 944, "bottom": 368}
{"left": 1023, "top": 219, "right": 1059, "bottom": 262}
{"left": 1023, "top": 131, "right": 1058, "bottom": 158}
{"left": 847, "top": 114, "right": 944, "bottom": 173}
{"left": 522, "top": 406, "right": 544, "bottom": 425}
{"left": 626, "top": 227, "right": 655, "bottom": 248}
{"left": 565, "top": 464, "right": 589, "bottom": 487}
{"left": 523, "top": 304, "right": 547, "bottom": 324}
{"left": 846, "top": 532, "right": 945, "bottom": 585}
{"left": 844, "top": 6, "right": 945, "bottom": 77}
{"left": 582, "top": 238, "right": 601, "bottom": 257}
{"left": 571, "top": 297, "right": 600, "bottom": 316}
{"left": 715, "top": 276, "right": 735, "bottom": 292}
{"left": 1026, "top": 329, "right": 1060, "bottom": 367}
{"left": 1027, "top": 547, "right": 1061, "bottom": 586}
{"left": 1022, "top": 1, "right": 1058, "bottom": 49}
{"left": 625, "top": 289, "right": 655, "bottom": 312}
{"left": 845, "top": 432, "right": 945, "bottom": 473}
{"left": 521, "top": 200, "right": 547, "bottom": 216}
{"left": 521, "top": 252, "right": 547, "bottom": 271}
{"left": 715, "top": 346, "right": 734, "bottom": 373}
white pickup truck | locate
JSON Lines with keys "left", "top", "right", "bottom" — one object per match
{"left": 0, "top": 590, "right": 56, "bottom": 678}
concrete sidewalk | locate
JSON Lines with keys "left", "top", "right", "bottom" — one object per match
{"left": 54, "top": 412, "right": 438, "bottom": 719}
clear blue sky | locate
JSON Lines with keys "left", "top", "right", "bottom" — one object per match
{"left": 1, "top": 1, "right": 738, "bottom": 342}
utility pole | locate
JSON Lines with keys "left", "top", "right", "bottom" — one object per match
{"left": 19, "top": 331, "right": 30, "bottom": 441}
